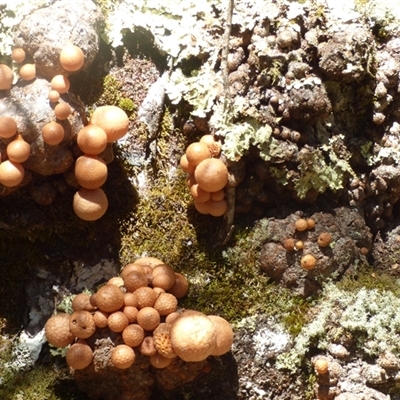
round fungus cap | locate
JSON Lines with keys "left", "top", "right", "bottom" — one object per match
{"left": 73, "top": 187, "right": 108, "bottom": 221}
{"left": 185, "top": 142, "right": 210, "bottom": 167}
{"left": 60, "top": 43, "right": 85, "bottom": 72}
{"left": 42, "top": 121, "right": 65, "bottom": 145}
{"left": 194, "top": 158, "right": 228, "bottom": 193}
{"left": 19, "top": 63, "right": 36, "bottom": 81}
{"left": 77, "top": 125, "right": 108, "bottom": 155}
{"left": 136, "top": 307, "right": 160, "bottom": 331}
{"left": 6, "top": 135, "right": 30, "bottom": 163}
{"left": 149, "top": 353, "right": 172, "bottom": 369}
{"left": 74, "top": 155, "right": 108, "bottom": 190}
{"left": 0, "top": 64, "right": 13, "bottom": 90}
{"left": 154, "top": 293, "right": 178, "bottom": 316}
{"left": 107, "top": 311, "right": 129, "bottom": 333}
{"left": 168, "top": 272, "right": 189, "bottom": 298}
{"left": 111, "top": 344, "right": 136, "bottom": 369}
{"left": 66, "top": 342, "right": 93, "bottom": 370}
{"left": 122, "top": 324, "right": 144, "bottom": 347}
{"left": 0, "top": 160, "right": 24, "bottom": 187}
{"left": 208, "top": 315, "right": 234, "bottom": 356}
{"left": 95, "top": 284, "right": 124, "bottom": 313}
{"left": 44, "top": 313, "right": 75, "bottom": 348}
{"left": 0, "top": 116, "right": 17, "bottom": 138}
{"left": 11, "top": 48, "right": 26, "bottom": 63}
{"left": 51, "top": 75, "right": 70, "bottom": 94}
{"left": 54, "top": 103, "right": 71, "bottom": 120}
{"left": 90, "top": 105, "right": 129, "bottom": 142}
{"left": 69, "top": 310, "right": 96, "bottom": 339}
{"left": 170, "top": 310, "right": 216, "bottom": 362}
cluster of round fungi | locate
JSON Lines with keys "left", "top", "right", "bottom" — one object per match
{"left": 44, "top": 256, "right": 234, "bottom": 372}
{"left": 282, "top": 217, "right": 333, "bottom": 270}
{"left": 0, "top": 43, "right": 130, "bottom": 221}
{"left": 180, "top": 135, "right": 229, "bottom": 217}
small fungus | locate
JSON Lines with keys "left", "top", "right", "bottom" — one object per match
{"left": 107, "top": 276, "right": 124, "bottom": 287}
{"left": 153, "top": 323, "right": 177, "bottom": 359}
{"left": 111, "top": 345, "right": 135, "bottom": 369}
{"left": 136, "top": 307, "right": 160, "bottom": 331}
{"left": 77, "top": 125, "right": 108, "bottom": 155}
{"left": 140, "top": 336, "right": 157, "bottom": 357}
{"left": 306, "top": 218, "right": 316, "bottom": 229}
{"left": 54, "top": 103, "right": 71, "bottom": 120}
{"left": 51, "top": 75, "right": 70, "bottom": 94}
{"left": 69, "top": 310, "right": 96, "bottom": 339}
{"left": 149, "top": 353, "right": 172, "bottom": 369}
{"left": 210, "top": 189, "right": 225, "bottom": 201}
{"left": 123, "top": 305, "right": 138, "bottom": 323}
{"left": 90, "top": 105, "right": 129, "bottom": 142}
{"left": 0, "top": 64, "right": 13, "bottom": 90}
{"left": 134, "top": 286, "right": 157, "bottom": 309}
{"left": 208, "top": 315, "right": 234, "bottom": 356}
{"left": 152, "top": 264, "right": 176, "bottom": 291}
{"left": 318, "top": 232, "right": 332, "bottom": 247}
{"left": 283, "top": 238, "right": 296, "bottom": 251}
{"left": 107, "top": 311, "right": 129, "bottom": 333}
{"left": 93, "top": 310, "right": 109, "bottom": 328}
{"left": 73, "top": 187, "right": 108, "bottom": 221}
{"left": 208, "top": 198, "right": 228, "bottom": 217}
{"left": 0, "top": 160, "right": 24, "bottom": 187}
{"left": 44, "top": 313, "right": 75, "bottom": 348}
{"left": 6, "top": 134, "right": 30, "bottom": 163}
{"left": 199, "top": 134, "right": 221, "bottom": 157}
{"left": 185, "top": 142, "right": 210, "bottom": 167}
{"left": 42, "top": 121, "right": 65, "bottom": 145}
{"left": 72, "top": 293, "right": 95, "bottom": 312}
{"left": 154, "top": 293, "right": 178, "bottom": 316}
{"left": 60, "top": 43, "right": 85, "bottom": 72}
{"left": 194, "top": 158, "right": 228, "bottom": 193}
{"left": 314, "top": 358, "right": 329, "bottom": 375}
{"left": 66, "top": 342, "right": 93, "bottom": 370}
{"left": 95, "top": 284, "right": 124, "bottom": 313}
{"left": 48, "top": 90, "right": 60, "bottom": 103}
{"left": 0, "top": 116, "right": 17, "bottom": 138}
{"left": 168, "top": 273, "right": 189, "bottom": 299}
{"left": 301, "top": 254, "right": 317, "bottom": 270}
{"left": 11, "top": 48, "right": 26, "bottom": 63}
{"left": 190, "top": 184, "right": 211, "bottom": 203}
{"left": 124, "top": 270, "right": 148, "bottom": 293}
{"left": 74, "top": 155, "right": 108, "bottom": 190}
{"left": 122, "top": 324, "right": 144, "bottom": 347}
{"left": 295, "top": 218, "right": 308, "bottom": 232}
{"left": 19, "top": 63, "right": 36, "bottom": 81}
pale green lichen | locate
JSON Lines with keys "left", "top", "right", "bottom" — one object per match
{"left": 276, "top": 280, "right": 400, "bottom": 372}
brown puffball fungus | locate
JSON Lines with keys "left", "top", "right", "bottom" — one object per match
{"left": 306, "top": 218, "right": 316, "bottom": 229}
{"left": 48, "top": 90, "right": 60, "bottom": 103}
{"left": 107, "top": 311, "right": 129, "bottom": 332}
{"left": 180, "top": 154, "right": 195, "bottom": 174}
{"left": 6, "top": 134, "right": 30, "bottom": 163}
{"left": 185, "top": 142, "right": 210, "bottom": 167}
{"left": 54, "top": 103, "right": 71, "bottom": 120}
{"left": 318, "top": 232, "right": 332, "bottom": 247}
{"left": 19, "top": 63, "right": 36, "bottom": 81}
{"left": 42, "top": 121, "right": 65, "bottom": 145}
{"left": 90, "top": 105, "right": 129, "bottom": 142}
{"left": 134, "top": 286, "right": 157, "bottom": 309}
{"left": 51, "top": 75, "right": 70, "bottom": 94}
{"left": 73, "top": 187, "right": 108, "bottom": 221}
{"left": 77, "top": 125, "right": 108, "bottom": 155}
{"left": 107, "top": 276, "right": 124, "bottom": 287}
{"left": 154, "top": 293, "right": 178, "bottom": 316}
{"left": 0, "top": 160, "right": 24, "bottom": 187}
{"left": 44, "top": 313, "right": 75, "bottom": 348}
{"left": 123, "top": 306, "right": 138, "bottom": 323}
{"left": 295, "top": 218, "right": 308, "bottom": 232}
{"left": 140, "top": 336, "right": 157, "bottom": 357}
{"left": 210, "top": 189, "right": 225, "bottom": 201}
{"left": 0, "top": 64, "right": 13, "bottom": 90}
{"left": 194, "top": 158, "right": 229, "bottom": 192}
{"left": 74, "top": 155, "right": 107, "bottom": 189}
{"left": 111, "top": 345, "right": 135, "bottom": 369}
{"left": 93, "top": 310, "right": 109, "bottom": 328}
{"left": 199, "top": 134, "right": 221, "bottom": 157}
{"left": 168, "top": 273, "right": 189, "bottom": 298}
{"left": 283, "top": 238, "right": 296, "bottom": 252}
{"left": 69, "top": 310, "right": 96, "bottom": 339}
{"left": 149, "top": 353, "right": 173, "bottom": 369}
{"left": 95, "top": 284, "right": 124, "bottom": 313}
{"left": 60, "top": 43, "right": 85, "bottom": 72}
{"left": 152, "top": 264, "right": 176, "bottom": 291}
{"left": 137, "top": 307, "right": 160, "bottom": 331}
{"left": 133, "top": 256, "right": 165, "bottom": 268}
{"left": 0, "top": 116, "right": 17, "bottom": 138}
{"left": 124, "top": 292, "right": 138, "bottom": 307}
{"left": 122, "top": 324, "right": 144, "bottom": 347}
{"left": 208, "top": 315, "right": 234, "bottom": 356}
{"left": 301, "top": 254, "right": 317, "bottom": 270}
{"left": 72, "top": 293, "right": 95, "bottom": 312}
{"left": 124, "top": 270, "right": 148, "bottom": 293}
{"left": 208, "top": 198, "right": 228, "bottom": 217}
{"left": 170, "top": 310, "right": 217, "bottom": 362}
{"left": 153, "top": 323, "right": 177, "bottom": 359}
{"left": 66, "top": 342, "right": 93, "bottom": 370}
{"left": 190, "top": 184, "right": 210, "bottom": 203}
{"left": 11, "top": 48, "right": 26, "bottom": 63}
{"left": 314, "top": 358, "right": 329, "bottom": 375}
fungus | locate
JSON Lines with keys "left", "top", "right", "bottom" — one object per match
{"left": 6, "top": 134, "right": 30, "bottom": 163}
{"left": 111, "top": 345, "right": 136, "bottom": 369}
{"left": 132, "top": 256, "right": 165, "bottom": 268}
{"left": 318, "top": 232, "right": 332, "bottom": 247}
{"left": 0, "top": 116, "right": 17, "bottom": 138}
{"left": 11, "top": 48, "right": 26, "bottom": 63}
{"left": 306, "top": 218, "right": 316, "bottom": 229}
{"left": 60, "top": 43, "right": 85, "bottom": 72}
{"left": 208, "top": 198, "right": 228, "bottom": 217}
{"left": 194, "top": 158, "right": 228, "bottom": 192}
{"left": 124, "top": 270, "right": 148, "bottom": 293}
{"left": 283, "top": 238, "right": 296, "bottom": 252}
{"left": 107, "top": 276, "right": 124, "bottom": 287}
{"left": 77, "top": 125, "right": 108, "bottom": 155}
{"left": 152, "top": 264, "right": 176, "bottom": 291}
{"left": 19, "top": 63, "right": 36, "bottom": 81}
{"left": 295, "top": 240, "right": 304, "bottom": 250}
{"left": 295, "top": 218, "right": 308, "bottom": 232}
{"left": 190, "top": 184, "right": 210, "bottom": 203}
{"left": 0, "top": 160, "right": 24, "bottom": 187}
{"left": 51, "top": 75, "right": 70, "bottom": 94}
{"left": 42, "top": 121, "right": 65, "bottom": 145}
{"left": 69, "top": 310, "right": 96, "bottom": 339}
{"left": 185, "top": 142, "right": 210, "bottom": 167}
{"left": 199, "top": 134, "right": 221, "bottom": 157}
{"left": 154, "top": 293, "right": 178, "bottom": 316}
{"left": 168, "top": 272, "right": 189, "bottom": 299}
{"left": 90, "top": 105, "right": 129, "bottom": 142}
{"left": 314, "top": 358, "right": 329, "bottom": 375}
{"left": 74, "top": 155, "right": 108, "bottom": 189}
{"left": 72, "top": 293, "right": 95, "bottom": 312}
{"left": 301, "top": 254, "right": 317, "bottom": 270}
{"left": 73, "top": 187, "right": 108, "bottom": 221}
{"left": 149, "top": 353, "right": 172, "bottom": 369}
{"left": 194, "top": 200, "right": 210, "bottom": 215}
{"left": 44, "top": 313, "right": 75, "bottom": 348}
{"left": 210, "top": 189, "right": 225, "bottom": 201}
{"left": 137, "top": 307, "right": 160, "bottom": 331}
{"left": 165, "top": 312, "right": 180, "bottom": 325}
{"left": 124, "top": 292, "right": 138, "bottom": 307}
{"left": 123, "top": 306, "right": 138, "bottom": 323}
{"left": 122, "top": 324, "right": 144, "bottom": 347}
{"left": 0, "top": 64, "right": 13, "bottom": 90}
{"left": 134, "top": 286, "right": 157, "bottom": 309}
{"left": 48, "top": 90, "right": 60, "bottom": 103}
{"left": 108, "top": 311, "right": 129, "bottom": 333}
{"left": 93, "top": 310, "right": 109, "bottom": 328}
{"left": 180, "top": 154, "right": 195, "bottom": 174}
{"left": 140, "top": 336, "right": 157, "bottom": 357}
{"left": 66, "top": 342, "right": 93, "bottom": 370}
{"left": 153, "top": 323, "right": 177, "bottom": 359}
{"left": 54, "top": 103, "right": 71, "bottom": 120}
{"left": 153, "top": 287, "right": 165, "bottom": 298}
{"left": 95, "top": 284, "right": 124, "bottom": 313}
{"left": 208, "top": 315, "right": 234, "bottom": 356}
{"left": 170, "top": 310, "right": 216, "bottom": 362}
{"left": 121, "top": 263, "right": 145, "bottom": 280}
